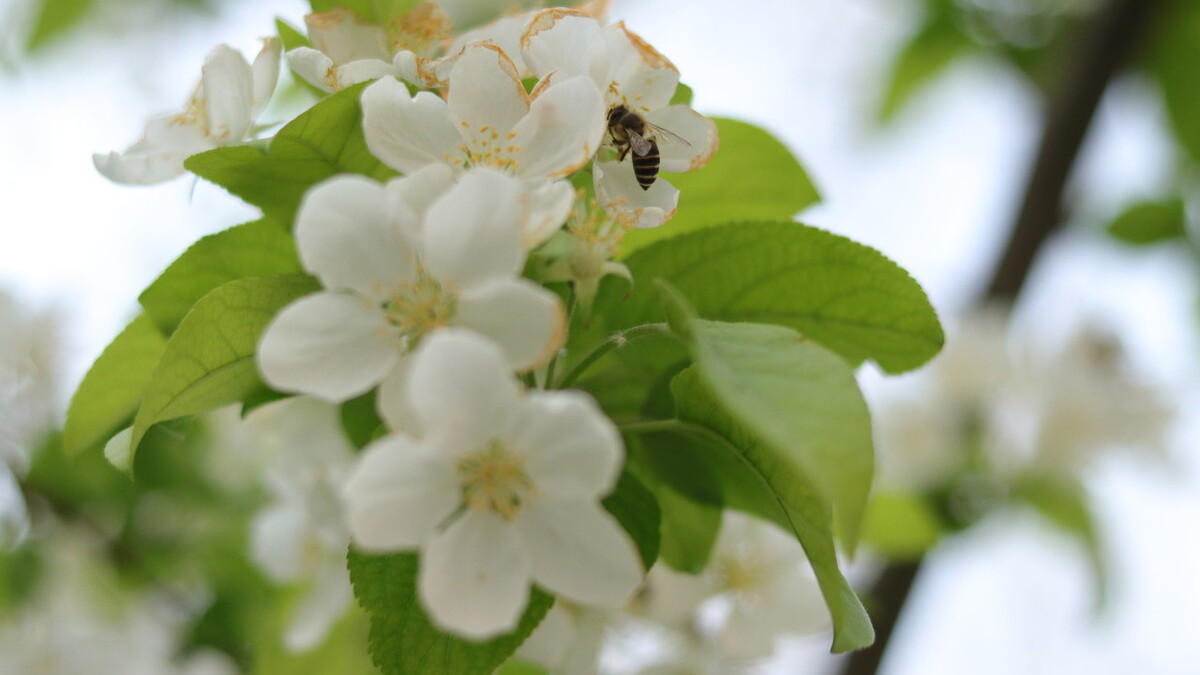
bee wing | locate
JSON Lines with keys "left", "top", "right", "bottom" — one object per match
{"left": 627, "top": 128, "right": 655, "bottom": 156}
{"left": 645, "top": 121, "right": 692, "bottom": 148}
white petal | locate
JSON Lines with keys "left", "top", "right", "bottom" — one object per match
{"left": 604, "top": 23, "right": 679, "bottom": 112}
{"left": 287, "top": 47, "right": 337, "bottom": 92}
{"left": 295, "top": 175, "right": 418, "bottom": 297}
{"left": 0, "top": 462, "right": 29, "bottom": 550}
{"left": 421, "top": 169, "right": 526, "bottom": 288}
{"left": 336, "top": 59, "right": 398, "bottom": 88}
{"left": 201, "top": 44, "right": 254, "bottom": 143}
{"left": 521, "top": 9, "right": 609, "bottom": 83}
{"left": 257, "top": 292, "right": 398, "bottom": 402}
{"left": 523, "top": 178, "right": 575, "bottom": 248}
{"left": 455, "top": 279, "right": 565, "bottom": 372}
{"left": 420, "top": 510, "right": 531, "bottom": 639}
{"left": 593, "top": 160, "right": 678, "bottom": 228}
{"left": 715, "top": 605, "right": 777, "bottom": 659}
{"left": 450, "top": 13, "right": 534, "bottom": 76}
{"left": 375, "top": 356, "right": 422, "bottom": 435}
{"left": 384, "top": 163, "right": 457, "bottom": 239}
{"left": 406, "top": 330, "right": 521, "bottom": 450}
{"left": 250, "top": 37, "right": 282, "bottom": 118}
{"left": 514, "top": 601, "right": 571, "bottom": 667}
{"left": 343, "top": 434, "right": 460, "bottom": 550}
{"left": 446, "top": 44, "right": 529, "bottom": 155}
{"left": 647, "top": 105, "right": 718, "bottom": 173}
{"left": 517, "top": 498, "right": 643, "bottom": 607}
{"left": 510, "top": 75, "right": 606, "bottom": 179}
{"left": 250, "top": 502, "right": 309, "bottom": 581}
{"left": 392, "top": 50, "right": 425, "bottom": 86}
{"left": 284, "top": 559, "right": 353, "bottom": 652}
{"left": 510, "top": 391, "right": 622, "bottom": 498}
{"left": 362, "top": 78, "right": 463, "bottom": 174}
{"left": 93, "top": 114, "right": 211, "bottom": 184}
{"left": 306, "top": 7, "right": 390, "bottom": 64}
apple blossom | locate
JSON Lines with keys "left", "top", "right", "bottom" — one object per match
{"left": 94, "top": 39, "right": 280, "bottom": 185}
{"left": 257, "top": 167, "right": 565, "bottom": 406}
{"left": 521, "top": 9, "right": 718, "bottom": 228}
{"left": 361, "top": 42, "right": 607, "bottom": 246}
{"left": 343, "top": 329, "right": 643, "bottom": 639}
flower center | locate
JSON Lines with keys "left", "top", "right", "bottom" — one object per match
{"left": 380, "top": 266, "right": 456, "bottom": 351}
{"left": 453, "top": 125, "right": 522, "bottom": 172}
{"left": 717, "top": 553, "right": 768, "bottom": 600}
{"left": 455, "top": 441, "right": 535, "bottom": 521}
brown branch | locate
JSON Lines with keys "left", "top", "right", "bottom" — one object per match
{"left": 841, "top": 1, "right": 1164, "bottom": 674}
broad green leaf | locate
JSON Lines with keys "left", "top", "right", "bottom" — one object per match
{"left": 309, "top": 0, "right": 422, "bottom": 23}
{"left": 186, "top": 82, "right": 397, "bottom": 224}
{"left": 661, "top": 367, "right": 873, "bottom": 653}
{"left": 669, "top": 82, "right": 694, "bottom": 106}
{"left": 1105, "top": 198, "right": 1187, "bottom": 246}
{"left": 860, "top": 491, "right": 943, "bottom": 560}
{"left": 26, "top": 0, "right": 93, "bottom": 51}
{"left": 620, "top": 118, "right": 820, "bottom": 255}
{"left": 348, "top": 550, "right": 553, "bottom": 675}
{"left": 63, "top": 314, "right": 167, "bottom": 456}
{"left": 1014, "top": 474, "right": 1108, "bottom": 609}
{"left": 128, "top": 274, "right": 320, "bottom": 464}
{"left": 340, "top": 390, "right": 383, "bottom": 450}
{"left": 878, "top": 7, "right": 971, "bottom": 122}
{"left": 1150, "top": 2, "right": 1200, "bottom": 161}
{"left": 495, "top": 659, "right": 549, "bottom": 675}
{"left": 628, "top": 460, "right": 720, "bottom": 573}
{"left": 139, "top": 219, "right": 301, "bottom": 334}
{"left": 275, "top": 17, "right": 311, "bottom": 51}
{"left": 599, "top": 221, "right": 944, "bottom": 374}
{"left": 601, "top": 472, "right": 661, "bottom": 569}
{"left": 659, "top": 285, "right": 874, "bottom": 552}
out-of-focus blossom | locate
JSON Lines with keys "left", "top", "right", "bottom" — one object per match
{"left": 286, "top": 7, "right": 442, "bottom": 92}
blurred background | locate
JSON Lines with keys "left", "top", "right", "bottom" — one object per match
{"left": 1, "top": 0, "right": 1198, "bottom": 673}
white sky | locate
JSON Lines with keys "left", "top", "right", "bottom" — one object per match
{"left": 1, "top": 0, "right": 1198, "bottom": 672}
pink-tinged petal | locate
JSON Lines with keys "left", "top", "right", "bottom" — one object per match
{"left": 604, "top": 23, "right": 679, "bottom": 112}
{"left": 250, "top": 38, "right": 281, "bottom": 118}
{"left": 343, "top": 434, "right": 460, "bottom": 550}
{"left": 336, "top": 58, "right": 400, "bottom": 89}
{"left": 447, "top": 44, "right": 529, "bottom": 157}
{"left": 93, "top": 114, "right": 210, "bottom": 184}
{"left": 521, "top": 9, "right": 609, "bottom": 83}
{"left": 287, "top": 47, "right": 338, "bottom": 92}
{"left": 421, "top": 169, "right": 526, "bottom": 287}
{"left": 375, "top": 356, "right": 423, "bottom": 435}
{"left": 406, "top": 329, "right": 521, "bottom": 449}
{"left": 455, "top": 279, "right": 565, "bottom": 372}
{"left": 285, "top": 559, "right": 353, "bottom": 652}
{"left": 451, "top": 12, "right": 534, "bottom": 76}
{"left": 306, "top": 8, "right": 390, "bottom": 64}
{"left": 384, "top": 163, "right": 457, "bottom": 239}
{"left": 362, "top": 78, "right": 463, "bottom": 174}
{"left": 511, "top": 75, "right": 606, "bottom": 179}
{"left": 516, "top": 498, "right": 643, "bottom": 607}
{"left": 295, "top": 175, "right": 418, "bottom": 297}
{"left": 523, "top": 178, "right": 574, "bottom": 249}
{"left": 509, "top": 391, "right": 622, "bottom": 498}
{"left": 593, "top": 160, "right": 678, "bottom": 229}
{"left": 420, "top": 510, "right": 531, "bottom": 639}
{"left": 647, "top": 105, "right": 718, "bottom": 173}
{"left": 201, "top": 44, "right": 254, "bottom": 143}
{"left": 258, "top": 292, "right": 398, "bottom": 402}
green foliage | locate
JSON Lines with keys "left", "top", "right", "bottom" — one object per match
{"left": 126, "top": 274, "right": 320, "bottom": 467}
{"left": 601, "top": 472, "right": 661, "bottom": 569}
{"left": 340, "top": 390, "right": 383, "bottom": 450}
{"left": 275, "top": 17, "right": 312, "bottom": 51}
{"left": 348, "top": 550, "right": 553, "bottom": 675}
{"left": 628, "top": 460, "right": 721, "bottom": 573}
{"left": 1105, "top": 198, "right": 1187, "bottom": 246}
{"left": 186, "top": 82, "right": 397, "bottom": 224}
{"left": 25, "top": 0, "right": 94, "bottom": 51}
{"left": 860, "top": 491, "right": 944, "bottom": 559}
{"left": 1150, "top": 1, "right": 1200, "bottom": 162}
{"left": 1013, "top": 474, "right": 1108, "bottom": 608}
{"left": 63, "top": 314, "right": 167, "bottom": 456}
{"left": 619, "top": 119, "right": 820, "bottom": 255}
{"left": 879, "top": 7, "right": 971, "bottom": 121}
{"left": 669, "top": 82, "right": 694, "bottom": 106}
{"left": 309, "top": 0, "right": 423, "bottom": 23}
{"left": 599, "top": 221, "right": 945, "bottom": 374}
{"left": 139, "top": 219, "right": 302, "bottom": 334}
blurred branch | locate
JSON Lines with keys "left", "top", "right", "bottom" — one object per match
{"left": 841, "top": 1, "right": 1163, "bottom": 674}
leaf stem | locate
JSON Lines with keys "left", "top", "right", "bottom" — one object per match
{"left": 554, "top": 322, "right": 674, "bottom": 389}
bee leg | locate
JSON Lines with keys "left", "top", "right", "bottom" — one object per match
{"left": 616, "top": 145, "right": 631, "bottom": 162}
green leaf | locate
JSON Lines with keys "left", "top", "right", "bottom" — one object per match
{"left": 275, "top": 17, "right": 312, "bottom": 51}
{"left": 601, "top": 472, "right": 661, "bottom": 569}
{"left": 1013, "top": 474, "right": 1108, "bottom": 609}
{"left": 495, "top": 659, "right": 549, "bottom": 675}
{"left": 660, "top": 367, "right": 874, "bottom": 653}
{"left": 186, "top": 82, "right": 397, "bottom": 224}
{"left": 669, "top": 82, "right": 694, "bottom": 106}
{"left": 348, "top": 550, "right": 553, "bottom": 675}
{"left": 619, "top": 118, "right": 820, "bottom": 255}
{"left": 599, "top": 221, "right": 944, "bottom": 374}
{"left": 1150, "top": 2, "right": 1200, "bottom": 161}
{"left": 630, "top": 462, "right": 720, "bottom": 573}
{"left": 309, "top": 0, "right": 422, "bottom": 23}
{"left": 1105, "top": 198, "right": 1187, "bottom": 246}
{"left": 128, "top": 274, "right": 321, "bottom": 465}
{"left": 860, "top": 491, "right": 943, "bottom": 559}
{"left": 26, "top": 0, "right": 94, "bottom": 51}
{"left": 878, "top": 8, "right": 971, "bottom": 122}
{"left": 139, "top": 219, "right": 302, "bottom": 334}
{"left": 63, "top": 314, "right": 167, "bottom": 456}
{"left": 340, "top": 390, "right": 383, "bottom": 450}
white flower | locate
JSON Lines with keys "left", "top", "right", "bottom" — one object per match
{"left": 245, "top": 397, "right": 356, "bottom": 652}
{"left": 361, "top": 42, "right": 607, "bottom": 247}
{"left": 0, "top": 462, "right": 27, "bottom": 551}
{"left": 521, "top": 10, "right": 718, "bottom": 228}
{"left": 343, "top": 329, "right": 643, "bottom": 639}
{"left": 286, "top": 7, "right": 446, "bottom": 92}
{"left": 513, "top": 601, "right": 611, "bottom": 674}
{"left": 94, "top": 40, "right": 281, "bottom": 185}
{"left": 257, "top": 167, "right": 565, "bottom": 407}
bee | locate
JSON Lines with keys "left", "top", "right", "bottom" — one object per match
{"left": 606, "top": 105, "right": 688, "bottom": 191}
